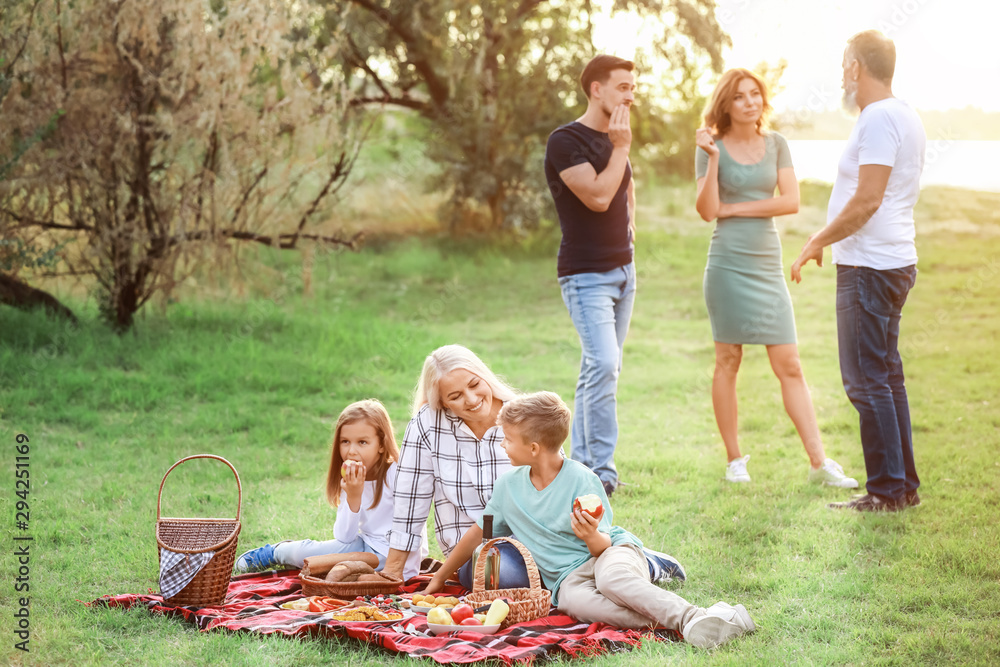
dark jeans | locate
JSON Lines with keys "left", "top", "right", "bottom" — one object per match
{"left": 836, "top": 265, "right": 919, "bottom": 501}
{"left": 457, "top": 540, "right": 531, "bottom": 590}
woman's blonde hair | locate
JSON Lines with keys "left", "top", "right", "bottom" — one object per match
{"left": 702, "top": 68, "right": 772, "bottom": 137}
{"left": 326, "top": 399, "right": 399, "bottom": 509}
{"left": 412, "top": 344, "right": 517, "bottom": 416}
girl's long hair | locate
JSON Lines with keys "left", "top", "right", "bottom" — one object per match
{"left": 702, "top": 68, "right": 773, "bottom": 138}
{"left": 325, "top": 399, "right": 399, "bottom": 510}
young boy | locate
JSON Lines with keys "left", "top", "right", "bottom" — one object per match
{"left": 424, "top": 391, "right": 755, "bottom": 649}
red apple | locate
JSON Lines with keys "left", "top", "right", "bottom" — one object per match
{"left": 573, "top": 494, "right": 604, "bottom": 520}
{"left": 450, "top": 603, "right": 475, "bottom": 624}
{"left": 460, "top": 617, "right": 483, "bottom": 626}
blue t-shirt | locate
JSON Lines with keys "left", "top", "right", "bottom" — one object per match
{"left": 478, "top": 459, "right": 642, "bottom": 604}
{"left": 544, "top": 122, "right": 633, "bottom": 278}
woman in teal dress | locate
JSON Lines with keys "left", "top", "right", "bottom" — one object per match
{"left": 694, "top": 68, "right": 858, "bottom": 489}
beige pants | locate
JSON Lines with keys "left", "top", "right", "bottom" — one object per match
{"left": 556, "top": 543, "right": 700, "bottom": 632}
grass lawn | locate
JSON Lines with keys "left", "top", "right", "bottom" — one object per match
{"left": 1, "top": 182, "right": 999, "bottom": 666}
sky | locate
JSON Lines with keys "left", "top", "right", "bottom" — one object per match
{"left": 593, "top": 0, "right": 1000, "bottom": 113}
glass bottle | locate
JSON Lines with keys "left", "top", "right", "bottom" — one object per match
{"left": 472, "top": 514, "right": 501, "bottom": 590}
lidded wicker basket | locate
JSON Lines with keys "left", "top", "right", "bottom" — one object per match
{"left": 155, "top": 455, "right": 241, "bottom": 607}
{"left": 464, "top": 537, "right": 551, "bottom": 628}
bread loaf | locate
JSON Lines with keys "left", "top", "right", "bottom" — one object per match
{"left": 324, "top": 560, "right": 375, "bottom": 582}
{"left": 301, "top": 552, "right": 380, "bottom": 578}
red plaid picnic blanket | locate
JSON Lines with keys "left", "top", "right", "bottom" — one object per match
{"left": 88, "top": 571, "right": 680, "bottom": 664}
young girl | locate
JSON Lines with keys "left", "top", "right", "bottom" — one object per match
{"left": 235, "top": 399, "right": 428, "bottom": 580}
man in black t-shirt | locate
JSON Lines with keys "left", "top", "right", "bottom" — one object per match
{"left": 544, "top": 55, "right": 636, "bottom": 497}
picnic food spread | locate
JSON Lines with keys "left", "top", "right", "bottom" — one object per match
{"left": 409, "top": 593, "right": 461, "bottom": 609}
{"left": 330, "top": 605, "right": 405, "bottom": 622}
{"left": 280, "top": 596, "right": 351, "bottom": 612}
{"left": 423, "top": 598, "right": 508, "bottom": 626}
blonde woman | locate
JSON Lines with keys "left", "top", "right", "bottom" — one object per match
{"left": 695, "top": 69, "right": 857, "bottom": 488}
{"left": 379, "top": 344, "right": 531, "bottom": 588}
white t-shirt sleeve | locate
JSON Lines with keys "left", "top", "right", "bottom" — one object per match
{"left": 857, "top": 108, "right": 901, "bottom": 168}
{"left": 333, "top": 489, "right": 362, "bottom": 543}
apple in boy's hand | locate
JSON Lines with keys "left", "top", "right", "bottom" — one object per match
{"left": 573, "top": 494, "right": 604, "bottom": 520}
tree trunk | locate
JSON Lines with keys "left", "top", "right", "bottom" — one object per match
{"left": 110, "top": 274, "right": 141, "bottom": 332}
{"left": 0, "top": 273, "right": 78, "bottom": 323}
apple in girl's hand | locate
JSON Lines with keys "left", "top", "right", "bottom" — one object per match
{"left": 341, "top": 461, "right": 359, "bottom": 477}
{"left": 449, "top": 603, "right": 475, "bottom": 624}
{"left": 573, "top": 494, "right": 604, "bottom": 520}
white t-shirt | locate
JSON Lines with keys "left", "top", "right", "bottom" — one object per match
{"left": 334, "top": 462, "right": 427, "bottom": 580}
{"left": 829, "top": 98, "right": 925, "bottom": 270}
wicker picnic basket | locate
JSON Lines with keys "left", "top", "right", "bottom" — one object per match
{"left": 300, "top": 570, "right": 403, "bottom": 599}
{"left": 155, "top": 455, "right": 242, "bottom": 607}
{"left": 464, "top": 537, "right": 551, "bottom": 628}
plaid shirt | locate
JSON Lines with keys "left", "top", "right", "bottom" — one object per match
{"left": 388, "top": 404, "right": 511, "bottom": 556}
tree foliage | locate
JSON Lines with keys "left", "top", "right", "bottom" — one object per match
{"left": 1, "top": 0, "right": 361, "bottom": 330}
{"left": 336, "top": 0, "right": 729, "bottom": 232}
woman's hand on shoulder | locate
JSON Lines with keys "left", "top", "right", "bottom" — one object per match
{"left": 696, "top": 128, "right": 719, "bottom": 157}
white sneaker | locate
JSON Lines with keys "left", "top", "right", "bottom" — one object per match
{"left": 725, "top": 455, "right": 751, "bottom": 483}
{"left": 809, "top": 458, "right": 859, "bottom": 489}
{"left": 683, "top": 601, "right": 756, "bottom": 649}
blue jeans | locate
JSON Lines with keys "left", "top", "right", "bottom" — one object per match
{"left": 558, "top": 263, "right": 637, "bottom": 486}
{"left": 836, "top": 265, "right": 919, "bottom": 501}
{"left": 457, "top": 540, "right": 531, "bottom": 590}
{"left": 273, "top": 536, "right": 385, "bottom": 569}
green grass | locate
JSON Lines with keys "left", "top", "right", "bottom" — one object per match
{"left": 2, "top": 183, "right": 999, "bottom": 665}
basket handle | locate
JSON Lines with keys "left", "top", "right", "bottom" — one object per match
{"left": 472, "top": 537, "right": 544, "bottom": 593}
{"left": 157, "top": 454, "right": 242, "bottom": 522}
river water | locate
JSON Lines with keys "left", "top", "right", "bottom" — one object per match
{"left": 785, "top": 140, "right": 998, "bottom": 192}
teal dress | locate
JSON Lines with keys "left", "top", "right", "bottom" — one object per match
{"left": 696, "top": 132, "right": 797, "bottom": 345}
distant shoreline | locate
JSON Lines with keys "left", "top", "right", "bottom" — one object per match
{"left": 787, "top": 140, "right": 999, "bottom": 193}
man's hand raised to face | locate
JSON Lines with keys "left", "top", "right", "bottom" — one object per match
{"left": 608, "top": 104, "right": 632, "bottom": 151}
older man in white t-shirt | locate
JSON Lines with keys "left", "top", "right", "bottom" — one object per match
{"left": 791, "top": 30, "right": 925, "bottom": 512}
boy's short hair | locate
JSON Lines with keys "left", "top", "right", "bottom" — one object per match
{"left": 498, "top": 391, "right": 571, "bottom": 450}
{"left": 580, "top": 54, "right": 634, "bottom": 99}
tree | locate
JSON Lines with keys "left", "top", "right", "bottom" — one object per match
{"left": 335, "top": 0, "right": 728, "bottom": 232}
{"left": 1, "top": 0, "right": 79, "bottom": 322}
{"left": 1, "top": 0, "right": 362, "bottom": 330}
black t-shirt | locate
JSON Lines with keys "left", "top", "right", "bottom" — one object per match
{"left": 544, "top": 121, "right": 633, "bottom": 278}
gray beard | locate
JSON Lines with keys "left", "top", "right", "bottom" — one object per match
{"left": 842, "top": 89, "right": 860, "bottom": 115}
